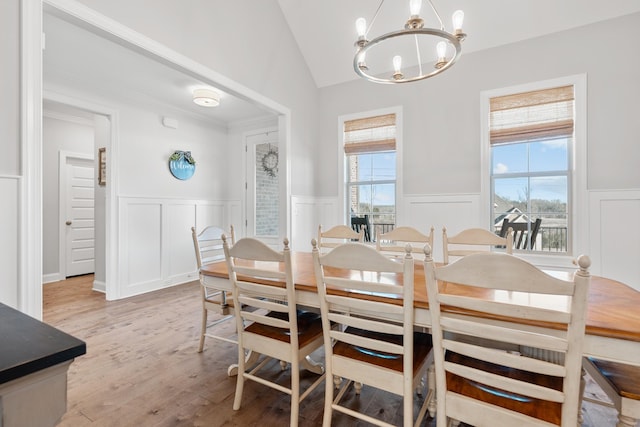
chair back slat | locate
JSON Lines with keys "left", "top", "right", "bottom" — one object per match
{"left": 436, "top": 251, "right": 573, "bottom": 294}
{"left": 318, "top": 224, "right": 363, "bottom": 253}
{"left": 441, "top": 317, "right": 570, "bottom": 353}
{"left": 442, "top": 227, "right": 513, "bottom": 264}
{"left": 192, "top": 225, "right": 235, "bottom": 268}
{"left": 444, "top": 340, "right": 567, "bottom": 377}
{"left": 438, "top": 294, "right": 573, "bottom": 324}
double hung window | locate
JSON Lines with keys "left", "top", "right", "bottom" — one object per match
{"left": 489, "top": 85, "right": 575, "bottom": 253}
{"left": 343, "top": 113, "right": 397, "bottom": 240}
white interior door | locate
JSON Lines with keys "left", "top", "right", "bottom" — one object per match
{"left": 245, "top": 129, "right": 280, "bottom": 248}
{"left": 64, "top": 157, "right": 95, "bottom": 277}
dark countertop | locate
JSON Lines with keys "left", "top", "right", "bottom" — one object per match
{"left": 0, "top": 303, "right": 86, "bottom": 385}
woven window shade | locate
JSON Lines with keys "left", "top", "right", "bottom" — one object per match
{"left": 490, "top": 85, "right": 574, "bottom": 145}
{"left": 344, "top": 113, "right": 396, "bottom": 154}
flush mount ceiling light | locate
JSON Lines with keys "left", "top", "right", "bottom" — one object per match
{"left": 354, "top": 0, "right": 466, "bottom": 84}
{"left": 192, "top": 88, "right": 220, "bottom": 107}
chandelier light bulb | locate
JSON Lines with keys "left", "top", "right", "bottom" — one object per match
{"left": 356, "top": 18, "right": 367, "bottom": 37}
{"left": 393, "top": 55, "right": 402, "bottom": 73}
{"left": 452, "top": 10, "right": 465, "bottom": 39}
{"left": 409, "top": 0, "right": 422, "bottom": 17}
{"left": 392, "top": 55, "right": 404, "bottom": 80}
{"left": 435, "top": 41, "right": 448, "bottom": 69}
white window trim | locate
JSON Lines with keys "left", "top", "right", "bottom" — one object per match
{"left": 338, "top": 106, "right": 403, "bottom": 226}
{"left": 480, "top": 74, "right": 587, "bottom": 270}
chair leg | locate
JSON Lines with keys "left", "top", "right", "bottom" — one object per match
{"left": 617, "top": 414, "right": 639, "bottom": 427}
{"left": 233, "top": 345, "right": 245, "bottom": 410}
{"left": 290, "top": 360, "right": 300, "bottom": 427}
{"left": 323, "top": 372, "right": 334, "bottom": 427}
{"left": 198, "top": 307, "right": 207, "bottom": 353}
{"left": 354, "top": 381, "right": 363, "bottom": 395}
{"left": 428, "top": 362, "right": 437, "bottom": 418}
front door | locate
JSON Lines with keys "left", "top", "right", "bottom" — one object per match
{"left": 64, "top": 157, "right": 95, "bottom": 277}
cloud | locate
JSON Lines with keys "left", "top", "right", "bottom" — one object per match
{"left": 493, "top": 163, "right": 509, "bottom": 174}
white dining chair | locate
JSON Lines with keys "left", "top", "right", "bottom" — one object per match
{"left": 424, "top": 244, "right": 591, "bottom": 427}
{"left": 223, "top": 236, "right": 325, "bottom": 427}
{"left": 191, "top": 225, "right": 236, "bottom": 352}
{"left": 376, "top": 225, "right": 434, "bottom": 260}
{"left": 312, "top": 240, "right": 434, "bottom": 427}
{"left": 442, "top": 226, "right": 513, "bottom": 264}
{"left": 317, "top": 224, "right": 364, "bottom": 253}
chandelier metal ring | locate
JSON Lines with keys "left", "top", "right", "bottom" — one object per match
{"left": 354, "top": 28, "right": 462, "bottom": 84}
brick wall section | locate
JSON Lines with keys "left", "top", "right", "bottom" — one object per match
{"left": 255, "top": 143, "right": 279, "bottom": 236}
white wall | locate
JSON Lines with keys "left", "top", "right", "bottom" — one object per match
{"left": 0, "top": 0, "right": 20, "bottom": 308}
{"left": 74, "top": 0, "right": 320, "bottom": 197}
{"left": 317, "top": 13, "right": 640, "bottom": 197}
{"left": 42, "top": 113, "right": 95, "bottom": 280}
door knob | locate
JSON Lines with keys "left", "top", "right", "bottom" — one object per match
{"left": 65, "top": 220, "right": 72, "bottom": 226}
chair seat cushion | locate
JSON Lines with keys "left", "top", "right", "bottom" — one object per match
{"left": 445, "top": 351, "right": 563, "bottom": 425}
{"left": 244, "top": 310, "right": 323, "bottom": 347}
{"left": 333, "top": 328, "right": 432, "bottom": 376}
{"left": 588, "top": 357, "right": 640, "bottom": 400}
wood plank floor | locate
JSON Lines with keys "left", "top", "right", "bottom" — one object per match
{"left": 43, "top": 275, "right": 624, "bottom": 427}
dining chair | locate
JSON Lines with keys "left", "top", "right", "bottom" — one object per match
{"left": 376, "top": 225, "right": 434, "bottom": 260}
{"left": 424, "top": 244, "right": 591, "bottom": 427}
{"left": 191, "top": 225, "right": 236, "bottom": 352}
{"left": 312, "top": 240, "right": 434, "bottom": 427}
{"left": 442, "top": 226, "right": 513, "bottom": 264}
{"left": 222, "top": 236, "right": 325, "bottom": 427}
{"left": 499, "top": 218, "right": 542, "bottom": 250}
{"left": 582, "top": 357, "right": 640, "bottom": 427}
{"left": 317, "top": 224, "right": 364, "bottom": 253}
{"left": 350, "top": 215, "right": 371, "bottom": 242}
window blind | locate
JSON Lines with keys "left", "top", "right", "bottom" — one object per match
{"left": 344, "top": 113, "right": 396, "bottom": 154}
{"left": 490, "top": 85, "right": 574, "bottom": 145}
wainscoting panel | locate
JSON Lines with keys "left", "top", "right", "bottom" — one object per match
{"left": 164, "top": 202, "right": 198, "bottom": 281}
{"left": 403, "top": 194, "right": 481, "bottom": 262}
{"left": 589, "top": 190, "right": 640, "bottom": 291}
{"left": 120, "top": 200, "right": 163, "bottom": 296}
{"left": 291, "top": 196, "right": 339, "bottom": 252}
{"left": 195, "top": 201, "right": 242, "bottom": 238}
{"left": 0, "top": 176, "right": 19, "bottom": 308}
{"left": 118, "top": 197, "right": 241, "bottom": 299}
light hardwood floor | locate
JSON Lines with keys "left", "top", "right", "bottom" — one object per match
{"left": 43, "top": 275, "right": 622, "bottom": 427}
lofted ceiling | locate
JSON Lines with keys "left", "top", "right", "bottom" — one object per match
{"left": 43, "top": 1, "right": 640, "bottom": 123}
{"left": 277, "top": 0, "right": 640, "bottom": 88}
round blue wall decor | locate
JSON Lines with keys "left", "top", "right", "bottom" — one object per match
{"left": 169, "top": 150, "right": 196, "bottom": 180}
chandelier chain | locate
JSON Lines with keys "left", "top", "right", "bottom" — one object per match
{"left": 366, "top": 0, "right": 386, "bottom": 39}
{"left": 426, "top": 0, "right": 445, "bottom": 31}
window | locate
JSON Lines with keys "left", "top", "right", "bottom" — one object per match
{"left": 489, "top": 85, "right": 575, "bottom": 254}
{"left": 343, "top": 112, "right": 397, "bottom": 241}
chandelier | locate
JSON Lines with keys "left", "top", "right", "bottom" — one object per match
{"left": 354, "top": 0, "right": 466, "bottom": 84}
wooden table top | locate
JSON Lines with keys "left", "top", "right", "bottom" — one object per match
{"left": 201, "top": 251, "right": 640, "bottom": 344}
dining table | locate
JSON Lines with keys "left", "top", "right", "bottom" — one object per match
{"left": 200, "top": 251, "right": 640, "bottom": 369}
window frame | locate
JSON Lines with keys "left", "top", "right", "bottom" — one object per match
{"left": 480, "top": 75, "right": 587, "bottom": 269}
{"left": 338, "top": 106, "right": 403, "bottom": 231}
